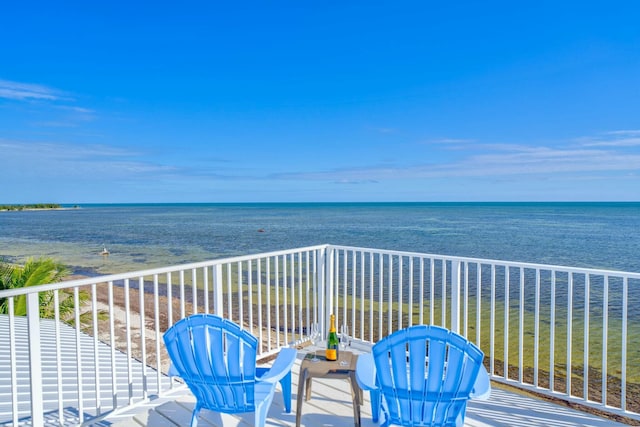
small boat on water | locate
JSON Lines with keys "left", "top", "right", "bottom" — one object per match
{"left": 100, "top": 246, "right": 110, "bottom": 256}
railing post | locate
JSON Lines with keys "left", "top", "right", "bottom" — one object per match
{"left": 26, "top": 293, "right": 44, "bottom": 427}
{"left": 212, "top": 264, "right": 224, "bottom": 316}
{"left": 451, "top": 260, "right": 461, "bottom": 334}
{"left": 323, "top": 245, "right": 334, "bottom": 336}
{"left": 317, "top": 247, "right": 325, "bottom": 330}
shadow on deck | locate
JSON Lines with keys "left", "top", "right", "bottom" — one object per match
{"left": 108, "top": 352, "right": 627, "bottom": 427}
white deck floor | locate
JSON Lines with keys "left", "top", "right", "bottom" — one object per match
{"left": 108, "top": 348, "right": 628, "bottom": 427}
{"left": 0, "top": 315, "right": 170, "bottom": 427}
{"left": 0, "top": 316, "right": 630, "bottom": 427}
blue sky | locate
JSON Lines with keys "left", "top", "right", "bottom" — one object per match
{"left": 1, "top": 1, "right": 639, "bottom": 203}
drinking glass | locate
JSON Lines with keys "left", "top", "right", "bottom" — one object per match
{"left": 308, "top": 323, "right": 320, "bottom": 362}
{"left": 339, "top": 324, "right": 349, "bottom": 366}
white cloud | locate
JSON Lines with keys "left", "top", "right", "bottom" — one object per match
{"left": 271, "top": 134, "right": 640, "bottom": 182}
{"left": 0, "top": 79, "right": 67, "bottom": 101}
{"left": 0, "top": 79, "right": 94, "bottom": 127}
{"left": 0, "top": 139, "right": 177, "bottom": 180}
{"left": 605, "top": 130, "right": 640, "bottom": 137}
{"left": 334, "top": 179, "right": 379, "bottom": 185}
{"left": 57, "top": 106, "right": 95, "bottom": 114}
{"left": 429, "top": 138, "right": 475, "bottom": 144}
{"left": 577, "top": 130, "right": 640, "bottom": 147}
{"left": 0, "top": 139, "right": 135, "bottom": 159}
{"left": 442, "top": 147, "right": 640, "bottom": 177}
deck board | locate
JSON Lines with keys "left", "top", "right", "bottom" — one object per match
{"left": 0, "top": 315, "right": 170, "bottom": 427}
{"left": 109, "top": 349, "right": 627, "bottom": 427}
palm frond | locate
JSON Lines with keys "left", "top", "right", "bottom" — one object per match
{"left": 0, "top": 257, "right": 71, "bottom": 316}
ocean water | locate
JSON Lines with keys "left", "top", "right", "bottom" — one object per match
{"left": 4, "top": 202, "right": 640, "bottom": 383}
{"left": 1, "top": 202, "right": 640, "bottom": 275}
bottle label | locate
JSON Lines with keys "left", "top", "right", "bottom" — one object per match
{"left": 325, "top": 348, "right": 337, "bottom": 361}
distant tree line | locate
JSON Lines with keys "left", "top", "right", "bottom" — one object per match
{"left": 0, "top": 203, "right": 62, "bottom": 211}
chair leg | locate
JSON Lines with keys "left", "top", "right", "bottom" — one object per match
{"left": 370, "top": 390, "right": 380, "bottom": 423}
{"left": 190, "top": 405, "right": 201, "bottom": 427}
{"left": 280, "top": 371, "right": 292, "bottom": 413}
{"left": 305, "top": 377, "right": 313, "bottom": 401}
{"left": 255, "top": 393, "right": 275, "bottom": 427}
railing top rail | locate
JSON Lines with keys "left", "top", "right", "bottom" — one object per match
{"left": 327, "top": 244, "right": 640, "bottom": 278}
{"left": 0, "top": 244, "right": 329, "bottom": 298}
{"left": 3, "top": 243, "right": 639, "bottom": 299}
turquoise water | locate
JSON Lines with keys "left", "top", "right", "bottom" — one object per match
{"left": 1, "top": 202, "right": 639, "bottom": 275}
{"left": 4, "top": 202, "right": 640, "bottom": 386}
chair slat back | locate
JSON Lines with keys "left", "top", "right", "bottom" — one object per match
{"left": 372, "top": 325, "right": 484, "bottom": 426}
{"left": 164, "top": 314, "right": 259, "bottom": 413}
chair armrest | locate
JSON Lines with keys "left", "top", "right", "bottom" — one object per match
{"left": 470, "top": 364, "right": 491, "bottom": 400}
{"left": 257, "top": 347, "right": 297, "bottom": 384}
{"left": 168, "top": 362, "right": 180, "bottom": 378}
{"left": 355, "top": 352, "right": 378, "bottom": 391}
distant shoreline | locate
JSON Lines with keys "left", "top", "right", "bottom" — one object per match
{"left": 0, "top": 204, "right": 79, "bottom": 212}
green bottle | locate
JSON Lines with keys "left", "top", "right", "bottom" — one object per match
{"left": 326, "top": 313, "right": 339, "bottom": 361}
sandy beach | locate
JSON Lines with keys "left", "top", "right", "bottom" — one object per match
{"left": 85, "top": 279, "right": 286, "bottom": 375}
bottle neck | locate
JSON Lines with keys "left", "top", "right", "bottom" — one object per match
{"left": 329, "top": 315, "right": 336, "bottom": 332}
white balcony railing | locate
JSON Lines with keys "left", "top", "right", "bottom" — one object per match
{"left": 1, "top": 244, "right": 639, "bottom": 426}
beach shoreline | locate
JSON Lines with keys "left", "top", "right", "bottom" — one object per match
{"left": 83, "top": 278, "right": 284, "bottom": 374}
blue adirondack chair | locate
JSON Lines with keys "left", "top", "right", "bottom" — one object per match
{"left": 163, "top": 314, "right": 297, "bottom": 427}
{"left": 356, "top": 325, "right": 491, "bottom": 427}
